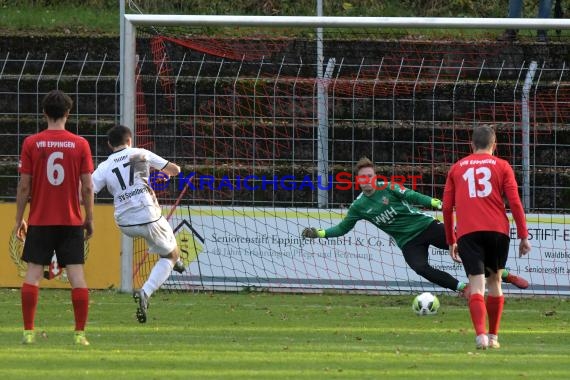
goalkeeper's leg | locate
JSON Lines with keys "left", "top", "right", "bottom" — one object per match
{"left": 501, "top": 269, "right": 529, "bottom": 289}
{"left": 403, "top": 246, "right": 465, "bottom": 291}
{"left": 402, "top": 221, "right": 467, "bottom": 292}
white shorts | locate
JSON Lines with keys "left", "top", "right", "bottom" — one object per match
{"left": 120, "top": 217, "right": 177, "bottom": 256}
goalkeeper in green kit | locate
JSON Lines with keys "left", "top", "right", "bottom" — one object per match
{"left": 302, "top": 157, "right": 528, "bottom": 295}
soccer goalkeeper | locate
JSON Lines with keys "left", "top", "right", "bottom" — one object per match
{"left": 301, "top": 157, "right": 528, "bottom": 296}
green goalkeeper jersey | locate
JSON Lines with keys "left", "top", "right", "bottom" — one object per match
{"left": 323, "top": 181, "right": 436, "bottom": 248}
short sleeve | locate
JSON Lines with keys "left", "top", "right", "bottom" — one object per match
{"left": 91, "top": 163, "right": 106, "bottom": 194}
{"left": 144, "top": 149, "right": 168, "bottom": 170}
{"left": 80, "top": 138, "right": 94, "bottom": 174}
{"left": 18, "top": 137, "right": 33, "bottom": 174}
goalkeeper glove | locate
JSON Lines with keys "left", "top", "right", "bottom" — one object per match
{"left": 431, "top": 198, "right": 442, "bottom": 210}
{"left": 302, "top": 227, "right": 326, "bottom": 238}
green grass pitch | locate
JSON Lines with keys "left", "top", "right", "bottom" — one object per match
{"left": 0, "top": 289, "right": 568, "bottom": 379}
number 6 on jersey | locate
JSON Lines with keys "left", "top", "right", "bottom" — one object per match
{"left": 46, "top": 151, "right": 65, "bottom": 186}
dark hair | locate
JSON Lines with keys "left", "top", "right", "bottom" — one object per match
{"left": 472, "top": 125, "right": 496, "bottom": 150}
{"left": 42, "top": 90, "right": 73, "bottom": 120}
{"left": 107, "top": 125, "right": 132, "bottom": 147}
{"left": 355, "top": 156, "right": 375, "bottom": 173}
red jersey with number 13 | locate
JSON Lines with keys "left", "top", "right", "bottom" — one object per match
{"left": 18, "top": 129, "right": 94, "bottom": 226}
{"left": 442, "top": 152, "right": 528, "bottom": 245}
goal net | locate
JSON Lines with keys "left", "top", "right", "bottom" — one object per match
{"left": 123, "top": 14, "right": 570, "bottom": 295}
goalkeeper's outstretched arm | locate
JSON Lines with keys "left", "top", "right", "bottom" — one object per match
{"left": 301, "top": 210, "right": 359, "bottom": 239}
{"left": 387, "top": 181, "right": 441, "bottom": 209}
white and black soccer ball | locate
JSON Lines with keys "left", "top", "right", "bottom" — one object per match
{"left": 412, "top": 292, "right": 440, "bottom": 316}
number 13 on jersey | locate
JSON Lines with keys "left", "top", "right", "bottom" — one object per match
{"left": 462, "top": 166, "right": 492, "bottom": 198}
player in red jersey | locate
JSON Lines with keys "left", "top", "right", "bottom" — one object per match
{"left": 443, "top": 125, "right": 531, "bottom": 350}
{"left": 14, "top": 90, "right": 94, "bottom": 346}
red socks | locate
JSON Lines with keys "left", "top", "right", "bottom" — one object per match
{"left": 22, "top": 284, "right": 89, "bottom": 332}
{"left": 469, "top": 294, "right": 504, "bottom": 336}
{"left": 468, "top": 293, "right": 487, "bottom": 336}
{"left": 21, "top": 283, "right": 39, "bottom": 330}
{"left": 486, "top": 295, "right": 504, "bottom": 335}
{"left": 71, "top": 288, "right": 89, "bottom": 331}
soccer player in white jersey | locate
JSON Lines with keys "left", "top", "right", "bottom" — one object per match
{"left": 92, "top": 125, "right": 184, "bottom": 323}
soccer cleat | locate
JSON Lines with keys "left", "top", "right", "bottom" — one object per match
{"left": 22, "top": 330, "right": 35, "bottom": 345}
{"left": 504, "top": 273, "right": 529, "bottom": 289}
{"left": 476, "top": 334, "right": 489, "bottom": 350}
{"left": 458, "top": 284, "right": 471, "bottom": 299}
{"left": 133, "top": 289, "right": 149, "bottom": 323}
{"left": 173, "top": 260, "right": 186, "bottom": 274}
{"left": 74, "top": 331, "right": 90, "bottom": 346}
{"left": 487, "top": 334, "right": 500, "bottom": 349}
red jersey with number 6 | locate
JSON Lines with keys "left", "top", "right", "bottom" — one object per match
{"left": 18, "top": 129, "right": 94, "bottom": 226}
{"left": 442, "top": 152, "right": 528, "bottom": 245}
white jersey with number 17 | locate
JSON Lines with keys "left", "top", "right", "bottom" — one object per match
{"left": 92, "top": 147, "right": 168, "bottom": 226}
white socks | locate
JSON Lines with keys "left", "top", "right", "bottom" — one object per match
{"left": 142, "top": 258, "right": 174, "bottom": 298}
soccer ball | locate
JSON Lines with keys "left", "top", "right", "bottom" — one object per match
{"left": 412, "top": 292, "right": 440, "bottom": 316}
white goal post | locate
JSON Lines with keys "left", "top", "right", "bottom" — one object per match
{"left": 119, "top": 14, "right": 570, "bottom": 293}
